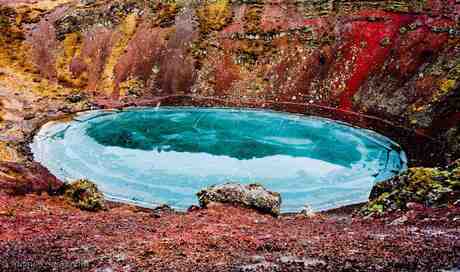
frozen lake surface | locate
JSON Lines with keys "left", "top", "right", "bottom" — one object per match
{"left": 31, "top": 107, "right": 407, "bottom": 212}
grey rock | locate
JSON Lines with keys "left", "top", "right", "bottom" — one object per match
{"left": 390, "top": 215, "right": 408, "bottom": 225}
{"left": 238, "top": 261, "right": 279, "bottom": 272}
{"left": 278, "top": 255, "right": 326, "bottom": 268}
{"left": 300, "top": 204, "right": 315, "bottom": 218}
{"left": 197, "top": 183, "right": 281, "bottom": 216}
{"left": 66, "top": 94, "right": 83, "bottom": 103}
{"left": 81, "top": 0, "right": 97, "bottom": 6}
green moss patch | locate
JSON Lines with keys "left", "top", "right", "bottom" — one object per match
{"left": 361, "top": 160, "right": 460, "bottom": 216}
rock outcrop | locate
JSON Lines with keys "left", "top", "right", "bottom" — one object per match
{"left": 197, "top": 183, "right": 281, "bottom": 216}
{"left": 0, "top": 161, "right": 63, "bottom": 195}
{"left": 361, "top": 159, "right": 460, "bottom": 215}
{"left": 63, "top": 178, "right": 105, "bottom": 211}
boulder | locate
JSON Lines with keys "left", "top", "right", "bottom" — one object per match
{"left": 0, "top": 161, "right": 63, "bottom": 196}
{"left": 197, "top": 183, "right": 281, "bottom": 216}
{"left": 64, "top": 179, "right": 105, "bottom": 211}
{"left": 361, "top": 159, "right": 460, "bottom": 215}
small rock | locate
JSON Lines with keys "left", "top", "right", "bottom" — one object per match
{"left": 300, "top": 204, "right": 315, "bottom": 218}
{"left": 81, "top": 0, "right": 97, "bottom": 6}
{"left": 248, "top": 255, "right": 265, "bottom": 263}
{"left": 279, "top": 255, "right": 326, "bottom": 268}
{"left": 187, "top": 205, "right": 200, "bottom": 212}
{"left": 197, "top": 183, "right": 281, "bottom": 216}
{"left": 454, "top": 199, "right": 460, "bottom": 207}
{"left": 239, "top": 261, "right": 278, "bottom": 271}
{"left": 152, "top": 204, "right": 173, "bottom": 212}
{"left": 390, "top": 215, "right": 408, "bottom": 225}
{"left": 151, "top": 204, "right": 173, "bottom": 217}
{"left": 23, "top": 113, "right": 35, "bottom": 120}
{"left": 114, "top": 253, "right": 127, "bottom": 262}
{"left": 64, "top": 179, "right": 105, "bottom": 211}
{"left": 406, "top": 202, "right": 424, "bottom": 211}
{"left": 66, "top": 93, "right": 84, "bottom": 103}
{"left": 96, "top": 267, "right": 113, "bottom": 272}
{"left": 380, "top": 36, "right": 391, "bottom": 47}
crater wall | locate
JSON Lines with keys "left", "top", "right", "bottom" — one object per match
{"left": 0, "top": 0, "right": 459, "bottom": 162}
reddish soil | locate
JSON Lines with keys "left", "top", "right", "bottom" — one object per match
{"left": 0, "top": 192, "right": 459, "bottom": 271}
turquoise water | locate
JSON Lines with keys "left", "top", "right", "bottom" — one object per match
{"left": 31, "top": 107, "right": 407, "bottom": 212}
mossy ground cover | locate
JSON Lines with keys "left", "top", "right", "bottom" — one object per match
{"left": 362, "top": 160, "right": 460, "bottom": 215}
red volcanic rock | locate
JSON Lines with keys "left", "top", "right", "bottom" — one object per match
{"left": 260, "top": 3, "right": 304, "bottom": 32}
{"left": 112, "top": 24, "right": 167, "bottom": 99}
{"left": 77, "top": 27, "right": 119, "bottom": 92}
{"left": 213, "top": 53, "right": 241, "bottom": 95}
{"left": 0, "top": 162, "right": 63, "bottom": 196}
{"left": 329, "top": 11, "right": 414, "bottom": 110}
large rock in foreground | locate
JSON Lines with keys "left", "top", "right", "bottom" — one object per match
{"left": 0, "top": 162, "right": 63, "bottom": 196}
{"left": 361, "top": 160, "right": 460, "bottom": 215}
{"left": 197, "top": 183, "right": 281, "bottom": 216}
{"left": 63, "top": 179, "right": 105, "bottom": 211}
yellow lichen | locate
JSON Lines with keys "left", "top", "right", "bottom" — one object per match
{"left": 243, "top": 4, "right": 263, "bottom": 33}
{"left": 0, "top": 6, "right": 45, "bottom": 86}
{"left": 64, "top": 179, "right": 105, "bottom": 211}
{"left": 361, "top": 161, "right": 459, "bottom": 215}
{"left": 0, "top": 141, "right": 21, "bottom": 162}
{"left": 56, "top": 33, "right": 85, "bottom": 87}
{"left": 118, "top": 78, "right": 145, "bottom": 98}
{"left": 153, "top": 2, "right": 178, "bottom": 27}
{"left": 99, "top": 13, "right": 139, "bottom": 96}
{"left": 8, "top": 0, "right": 74, "bottom": 11}
{"left": 197, "top": 0, "right": 232, "bottom": 33}
{"left": 431, "top": 79, "right": 456, "bottom": 103}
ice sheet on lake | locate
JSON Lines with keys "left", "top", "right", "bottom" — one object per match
{"left": 31, "top": 107, "right": 407, "bottom": 212}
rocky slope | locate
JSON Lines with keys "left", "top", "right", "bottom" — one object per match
{"left": 0, "top": 0, "right": 458, "bottom": 142}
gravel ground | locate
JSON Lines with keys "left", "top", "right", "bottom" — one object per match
{"left": 0, "top": 193, "right": 459, "bottom": 271}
